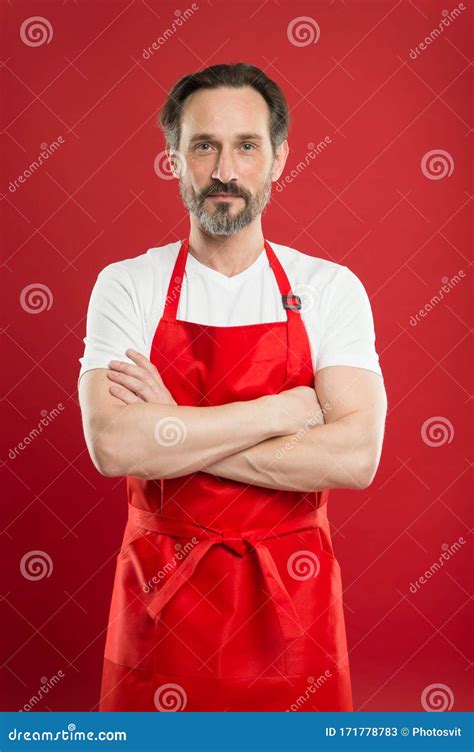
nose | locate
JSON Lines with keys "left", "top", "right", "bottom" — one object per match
{"left": 211, "top": 147, "right": 239, "bottom": 185}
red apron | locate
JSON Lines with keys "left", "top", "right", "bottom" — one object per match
{"left": 99, "top": 238, "right": 353, "bottom": 712}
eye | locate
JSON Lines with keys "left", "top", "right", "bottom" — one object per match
{"left": 195, "top": 143, "right": 212, "bottom": 151}
{"left": 241, "top": 143, "right": 256, "bottom": 151}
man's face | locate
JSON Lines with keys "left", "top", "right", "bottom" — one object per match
{"left": 173, "top": 86, "right": 282, "bottom": 237}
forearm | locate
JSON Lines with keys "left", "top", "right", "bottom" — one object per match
{"left": 95, "top": 395, "right": 284, "bottom": 479}
{"left": 204, "top": 412, "right": 381, "bottom": 492}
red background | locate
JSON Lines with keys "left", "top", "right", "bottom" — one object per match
{"left": 1, "top": 0, "right": 472, "bottom": 712}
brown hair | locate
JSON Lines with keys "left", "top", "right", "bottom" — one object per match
{"left": 157, "top": 63, "right": 289, "bottom": 155}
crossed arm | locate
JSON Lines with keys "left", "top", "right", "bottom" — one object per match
{"left": 205, "top": 365, "right": 387, "bottom": 491}
{"left": 79, "top": 351, "right": 387, "bottom": 493}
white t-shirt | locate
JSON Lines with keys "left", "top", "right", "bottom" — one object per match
{"left": 77, "top": 239, "right": 383, "bottom": 388}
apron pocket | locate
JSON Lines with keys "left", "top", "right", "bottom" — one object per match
{"left": 104, "top": 530, "right": 223, "bottom": 676}
{"left": 270, "top": 528, "right": 348, "bottom": 675}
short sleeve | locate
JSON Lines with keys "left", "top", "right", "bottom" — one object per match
{"left": 77, "top": 263, "right": 147, "bottom": 388}
{"left": 316, "top": 266, "right": 383, "bottom": 379}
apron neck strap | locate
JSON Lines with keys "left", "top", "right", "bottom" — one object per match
{"left": 264, "top": 239, "right": 309, "bottom": 386}
{"left": 161, "top": 238, "right": 309, "bottom": 385}
{"left": 163, "top": 238, "right": 303, "bottom": 320}
{"left": 162, "top": 238, "right": 190, "bottom": 321}
{"left": 264, "top": 239, "right": 299, "bottom": 303}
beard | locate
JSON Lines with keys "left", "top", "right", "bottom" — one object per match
{"left": 178, "top": 171, "right": 273, "bottom": 237}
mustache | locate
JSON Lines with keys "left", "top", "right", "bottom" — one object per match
{"left": 201, "top": 183, "right": 248, "bottom": 199}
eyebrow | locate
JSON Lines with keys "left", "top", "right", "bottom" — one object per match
{"left": 189, "top": 132, "right": 264, "bottom": 144}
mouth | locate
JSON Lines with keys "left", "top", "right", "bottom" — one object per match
{"left": 208, "top": 194, "right": 240, "bottom": 200}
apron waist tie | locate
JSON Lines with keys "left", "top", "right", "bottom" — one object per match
{"left": 127, "top": 504, "right": 324, "bottom": 645}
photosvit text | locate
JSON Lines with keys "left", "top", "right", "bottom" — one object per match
{"left": 325, "top": 727, "right": 462, "bottom": 737}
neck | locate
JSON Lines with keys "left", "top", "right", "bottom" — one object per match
{"left": 187, "top": 222, "right": 265, "bottom": 278}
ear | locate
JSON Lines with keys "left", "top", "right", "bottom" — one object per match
{"left": 271, "top": 140, "right": 289, "bottom": 182}
{"left": 167, "top": 149, "right": 187, "bottom": 179}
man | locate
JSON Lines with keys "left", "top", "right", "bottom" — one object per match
{"left": 78, "top": 63, "right": 387, "bottom": 712}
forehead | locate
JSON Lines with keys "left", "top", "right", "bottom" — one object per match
{"left": 180, "top": 86, "right": 270, "bottom": 141}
